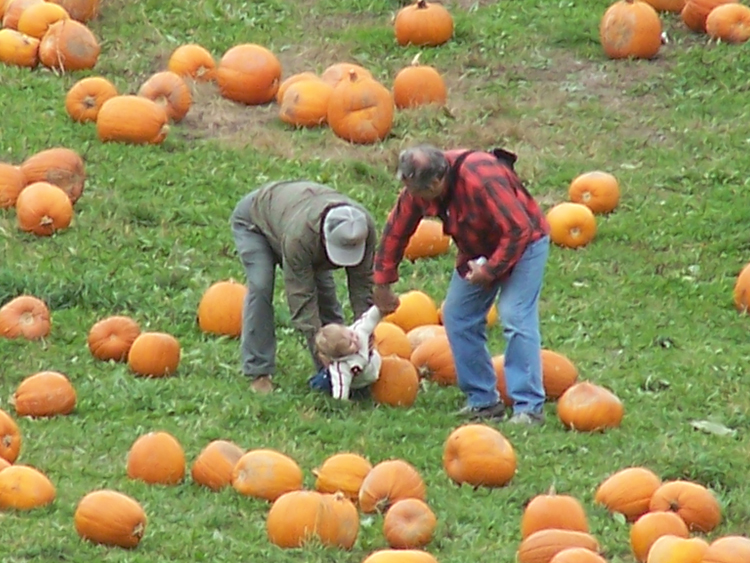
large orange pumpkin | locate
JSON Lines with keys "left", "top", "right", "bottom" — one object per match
{"left": 403, "top": 219, "right": 450, "bottom": 260}
{"left": 630, "top": 511, "right": 689, "bottom": 562}
{"left": 15, "top": 180, "right": 73, "bottom": 234}
{"left": 517, "top": 529, "right": 601, "bottom": 563}
{"left": 384, "top": 290, "right": 440, "bottom": 332}
{"left": 0, "top": 163, "right": 25, "bottom": 209}
{"left": 594, "top": 466, "right": 662, "bottom": 521}
{"left": 232, "top": 449, "right": 303, "bottom": 502}
{"left": 216, "top": 43, "right": 281, "bottom": 105}
{"left": 0, "top": 465, "right": 55, "bottom": 510}
{"left": 358, "top": 458, "right": 426, "bottom": 513}
{"left": 313, "top": 452, "right": 372, "bottom": 503}
{"left": 191, "top": 439, "right": 245, "bottom": 491}
{"left": 706, "top": 3, "right": 750, "bottom": 43}
{"left": 38, "top": 18, "right": 100, "bottom": 71}
{"left": 14, "top": 371, "right": 76, "bottom": 417}
{"left": 681, "top": 0, "right": 737, "bottom": 33}
{"left": 646, "top": 535, "right": 708, "bottom": 563}
{"left": 279, "top": 79, "right": 333, "bottom": 128}
{"left": 600, "top": 0, "right": 662, "bottom": 59}
{"left": 167, "top": 43, "right": 216, "bottom": 81}
{"left": 327, "top": 70, "right": 394, "bottom": 145}
{"left": 0, "top": 295, "right": 50, "bottom": 339}
{"left": 97, "top": 95, "right": 170, "bottom": 145}
{"left": 127, "top": 431, "right": 185, "bottom": 485}
{"left": 197, "top": 280, "right": 247, "bottom": 338}
{"left": 74, "top": 489, "right": 147, "bottom": 548}
{"left": 546, "top": 202, "right": 597, "bottom": 248}
{"left": 138, "top": 71, "right": 192, "bottom": 123}
{"left": 443, "top": 423, "right": 516, "bottom": 488}
{"left": 20, "top": 147, "right": 85, "bottom": 204}
{"left": 87, "top": 315, "right": 141, "bottom": 362}
{"left": 568, "top": 171, "right": 620, "bottom": 214}
{"left": 648, "top": 480, "right": 721, "bottom": 532}
{"left": 394, "top": 0, "right": 454, "bottom": 46}
{"left": 371, "top": 355, "right": 420, "bottom": 407}
{"left": 127, "top": 332, "right": 181, "bottom": 377}
{"left": 0, "top": 29, "right": 39, "bottom": 68}
{"left": 557, "top": 381, "right": 624, "bottom": 431}
{"left": 702, "top": 536, "right": 750, "bottom": 563}
{"left": 65, "top": 76, "right": 118, "bottom": 124}
{"left": 373, "top": 321, "right": 412, "bottom": 359}
{"left": 17, "top": 2, "right": 69, "bottom": 39}
{"left": 0, "top": 409, "right": 22, "bottom": 463}
{"left": 383, "top": 498, "right": 437, "bottom": 549}
{"left": 521, "top": 490, "right": 589, "bottom": 539}
{"left": 47, "top": 0, "right": 100, "bottom": 22}
{"left": 393, "top": 63, "right": 447, "bottom": 109}
{"left": 410, "top": 334, "right": 456, "bottom": 386}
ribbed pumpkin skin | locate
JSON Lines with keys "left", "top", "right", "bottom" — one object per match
{"left": 0, "top": 408, "right": 22, "bottom": 463}
{"left": 383, "top": 498, "right": 437, "bottom": 549}
{"left": 191, "top": 440, "right": 244, "bottom": 491}
{"left": 97, "top": 96, "right": 170, "bottom": 145}
{"left": 443, "top": 424, "right": 516, "bottom": 488}
{"left": 0, "top": 465, "right": 56, "bottom": 510}
{"left": 600, "top": 0, "right": 662, "bottom": 59}
{"left": 313, "top": 452, "right": 373, "bottom": 502}
{"left": 393, "top": 65, "right": 447, "bottom": 109}
{"left": 0, "top": 29, "right": 40, "bottom": 67}
{"left": 14, "top": 371, "right": 76, "bottom": 417}
{"left": 521, "top": 493, "right": 589, "bottom": 539}
{"left": 65, "top": 76, "right": 118, "bottom": 123}
{"left": 47, "top": 0, "right": 100, "bottom": 22}
{"left": 594, "top": 466, "right": 661, "bottom": 521}
{"left": 39, "top": 18, "right": 100, "bottom": 71}
{"left": 216, "top": 43, "right": 281, "bottom": 105}
{"left": 706, "top": 3, "right": 750, "bottom": 43}
{"left": 648, "top": 480, "right": 722, "bottom": 532}
{"left": 370, "top": 356, "right": 420, "bottom": 407}
{"left": 557, "top": 381, "right": 624, "bottom": 431}
{"left": 127, "top": 332, "right": 181, "bottom": 377}
{"left": 137, "top": 71, "right": 193, "bottom": 123}
{"left": 394, "top": 0, "right": 454, "bottom": 46}
{"left": 702, "top": 536, "right": 750, "bottom": 563}
{"left": 327, "top": 71, "right": 394, "bottom": 145}
{"left": 20, "top": 147, "right": 85, "bottom": 204}
{"left": 168, "top": 43, "right": 216, "bottom": 81}
{"left": 87, "top": 315, "right": 141, "bottom": 362}
{"left": 517, "top": 529, "right": 600, "bottom": 563}
{"left": 2, "top": 0, "right": 43, "bottom": 29}
{"left": 17, "top": 2, "right": 69, "bottom": 39}
{"left": 630, "top": 511, "right": 689, "bottom": 562}
{"left": 232, "top": 449, "right": 303, "bottom": 502}
{"left": 0, "top": 295, "right": 51, "bottom": 340}
{"left": 410, "top": 335, "right": 456, "bottom": 386}
{"left": 127, "top": 431, "right": 185, "bottom": 485}
{"left": 197, "top": 280, "right": 247, "bottom": 338}
{"left": 74, "top": 489, "right": 147, "bottom": 548}
{"left": 358, "top": 459, "right": 426, "bottom": 514}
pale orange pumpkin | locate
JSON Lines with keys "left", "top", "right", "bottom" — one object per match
{"left": 682, "top": 0, "right": 737, "bottom": 32}
{"left": 17, "top": 2, "right": 69, "bottom": 39}
{"left": 20, "top": 147, "right": 85, "bottom": 204}
{"left": 14, "top": 371, "right": 76, "bottom": 417}
{"left": 127, "top": 331, "right": 181, "bottom": 377}
{"left": 702, "top": 536, "right": 750, "bottom": 563}
{"left": 16, "top": 182, "right": 75, "bottom": 237}
{"left": 370, "top": 355, "right": 420, "bottom": 407}
{"left": 540, "top": 349, "right": 579, "bottom": 399}
{"left": 405, "top": 324, "right": 446, "bottom": 350}
{"left": 733, "top": 262, "right": 750, "bottom": 313}
{"left": 384, "top": 290, "right": 440, "bottom": 332}
{"left": 550, "top": 548, "right": 607, "bottom": 563}
{"left": 0, "top": 29, "right": 39, "bottom": 68}
{"left": 197, "top": 280, "right": 247, "bottom": 338}
{"left": 0, "top": 163, "right": 26, "bottom": 208}
{"left": 521, "top": 490, "right": 589, "bottom": 539}
{"left": 557, "top": 381, "right": 624, "bottom": 431}
{"left": 517, "top": 529, "right": 601, "bottom": 563}
{"left": 320, "top": 62, "right": 372, "bottom": 87}
{"left": 358, "top": 458, "right": 426, "bottom": 513}
{"left": 313, "top": 452, "right": 372, "bottom": 503}
{"left": 327, "top": 70, "right": 394, "bottom": 144}
{"left": 373, "top": 321, "right": 412, "bottom": 360}
{"left": 87, "top": 315, "right": 141, "bottom": 362}
{"left": 75, "top": 490, "right": 147, "bottom": 548}
{"left": 646, "top": 535, "right": 708, "bottom": 563}
{"left": 232, "top": 449, "right": 303, "bottom": 502}
{"left": 2, "top": 0, "right": 42, "bottom": 29}
{"left": 127, "top": 431, "right": 185, "bottom": 485}
{"left": 600, "top": 0, "right": 662, "bottom": 59}
{"left": 443, "top": 423, "right": 516, "bottom": 488}
{"left": 393, "top": 63, "right": 447, "bottom": 109}
{"left": 279, "top": 79, "right": 333, "bottom": 127}
{"left": 648, "top": 480, "right": 722, "bottom": 532}
{"left": 191, "top": 439, "right": 244, "bottom": 491}
{"left": 38, "top": 18, "right": 100, "bottom": 71}
{"left": 276, "top": 71, "right": 322, "bottom": 102}
{"left": 0, "top": 295, "right": 50, "bottom": 339}
{"left": 0, "top": 465, "right": 55, "bottom": 510}
{"left": 594, "top": 466, "right": 662, "bottom": 521}
{"left": 138, "top": 71, "right": 193, "bottom": 123}
{"left": 0, "top": 458, "right": 9, "bottom": 472}
{"left": 363, "top": 550, "right": 439, "bottom": 563}
{"left": 403, "top": 219, "right": 450, "bottom": 260}
{"left": 47, "top": 0, "right": 100, "bottom": 22}
{"left": 643, "top": 0, "right": 686, "bottom": 11}
{"left": 65, "top": 76, "right": 118, "bottom": 123}
{"left": 394, "top": 0, "right": 454, "bottom": 46}
{"left": 706, "top": 3, "right": 750, "bottom": 43}
{"left": 410, "top": 334, "right": 456, "bottom": 386}
{"left": 216, "top": 43, "right": 281, "bottom": 105}
{"left": 568, "top": 171, "right": 620, "bottom": 214}
{"left": 167, "top": 43, "right": 216, "bottom": 81}
{"left": 383, "top": 498, "right": 437, "bottom": 549}
{"left": 0, "top": 409, "right": 22, "bottom": 463}
{"left": 97, "top": 95, "right": 170, "bottom": 145}
{"left": 546, "top": 202, "right": 597, "bottom": 248}
{"left": 630, "top": 511, "right": 689, "bottom": 562}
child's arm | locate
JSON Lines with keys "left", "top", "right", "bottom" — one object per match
{"left": 328, "top": 361, "right": 353, "bottom": 400}
{"left": 356, "top": 305, "right": 382, "bottom": 336}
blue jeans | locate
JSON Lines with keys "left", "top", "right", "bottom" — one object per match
{"left": 442, "top": 236, "right": 549, "bottom": 414}
{"left": 308, "top": 368, "right": 371, "bottom": 400}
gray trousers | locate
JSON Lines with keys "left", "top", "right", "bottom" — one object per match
{"left": 230, "top": 192, "right": 344, "bottom": 379}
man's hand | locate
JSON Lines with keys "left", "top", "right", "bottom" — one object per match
{"left": 465, "top": 259, "right": 494, "bottom": 286}
{"left": 372, "top": 284, "right": 400, "bottom": 315}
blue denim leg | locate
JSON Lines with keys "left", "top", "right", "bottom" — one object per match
{"left": 443, "top": 270, "right": 501, "bottom": 409}
{"left": 499, "top": 236, "right": 549, "bottom": 415}
{"left": 308, "top": 367, "right": 333, "bottom": 395}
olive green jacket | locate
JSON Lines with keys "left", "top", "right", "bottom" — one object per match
{"left": 243, "top": 180, "right": 376, "bottom": 341}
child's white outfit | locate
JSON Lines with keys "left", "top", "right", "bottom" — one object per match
{"left": 329, "top": 305, "right": 382, "bottom": 400}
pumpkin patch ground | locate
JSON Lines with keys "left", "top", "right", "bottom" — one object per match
{"left": 1, "top": 0, "right": 749, "bottom": 561}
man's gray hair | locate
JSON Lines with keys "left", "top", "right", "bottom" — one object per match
{"left": 396, "top": 144, "right": 449, "bottom": 192}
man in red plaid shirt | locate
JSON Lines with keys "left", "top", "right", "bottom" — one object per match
{"left": 373, "top": 144, "right": 550, "bottom": 424}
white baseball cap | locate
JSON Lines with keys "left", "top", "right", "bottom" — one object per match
{"left": 323, "top": 206, "right": 368, "bottom": 267}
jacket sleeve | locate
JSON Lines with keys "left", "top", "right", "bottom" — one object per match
{"left": 358, "top": 306, "right": 382, "bottom": 336}
{"left": 373, "top": 191, "right": 424, "bottom": 285}
{"left": 329, "top": 361, "right": 353, "bottom": 400}
{"left": 345, "top": 218, "right": 377, "bottom": 318}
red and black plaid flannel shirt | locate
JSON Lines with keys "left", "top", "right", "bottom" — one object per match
{"left": 373, "top": 149, "right": 550, "bottom": 284}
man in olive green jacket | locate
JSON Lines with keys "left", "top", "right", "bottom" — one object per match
{"left": 231, "top": 181, "right": 377, "bottom": 394}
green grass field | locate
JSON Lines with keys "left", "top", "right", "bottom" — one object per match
{"left": 1, "top": 0, "right": 750, "bottom": 561}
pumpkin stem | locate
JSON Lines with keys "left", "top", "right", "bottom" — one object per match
{"left": 2, "top": 435, "right": 11, "bottom": 448}
{"left": 348, "top": 69, "right": 358, "bottom": 82}
{"left": 417, "top": 0, "right": 428, "bottom": 8}
{"left": 547, "top": 484, "right": 557, "bottom": 495}
{"left": 39, "top": 215, "right": 54, "bottom": 226}
{"left": 410, "top": 52, "right": 421, "bottom": 66}
{"left": 133, "top": 522, "right": 145, "bottom": 539}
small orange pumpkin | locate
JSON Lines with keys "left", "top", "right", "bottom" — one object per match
{"left": 550, "top": 548, "right": 607, "bottom": 563}
{"left": 0, "top": 458, "right": 9, "bottom": 472}
{"left": 363, "top": 550, "right": 439, "bottom": 563}
{"left": 65, "top": 76, "right": 118, "bottom": 123}
{"left": 320, "top": 62, "right": 372, "bottom": 87}
{"left": 546, "top": 202, "right": 597, "bottom": 248}
{"left": 327, "top": 70, "right": 394, "bottom": 145}
{"left": 0, "top": 29, "right": 39, "bottom": 68}
{"left": 0, "top": 464, "right": 56, "bottom": 510}
{"left": 406, "top": 324, "right": 446, "bottom": 350}
{"left": 643, "top": 0, "right": 686, "bottom": 11}
{"left": 383, "top": 498, "right": 437, "bottom": 549}
{"left": 370, "top": 355, "right": 420, "bottom": 407}
{"left": 20, "top": 147, "right": 85, "bottom": 204}
{"left": 403, "top": 219, "right": 450, "bottom": 260}
{"left": 600, "top": 0, "right": 662, "bottom": 59}
{"left": 521, "top": 489, "right": 589, "bottom": 539}
{"left": 127, "top": 331, "right": 181, "bottom": 377}
{"left": 313, "top": 452, "right": 373, "bottom": 503}
{"left": 167, "top": 43, "right": 216, "bottom": 81}
{"left": 97, "top": 95, "right": 170, "bottom": 145}
{"left": 443, "top": 423, "right": 516, "bottom": 488}
{"left": 594, "top": 466, "right": 662, "bottom": 521}
{"left": 38, "top": 18, "right": 100, "bottom": 71}
{"left": 540, "top": 349, "right": 579, "bottom": 399}
{"left": 191, "top": 439, "right": 244, "bottom": 491}
{"left": 648, "top": 480, "right": 722, "bottom": 532}
{"left": 2, "top": 0, "right": 43, "bottom": 29}
{"left": 87, "top": 315, "right": 141, "bottom": 362}
{"left": 557, "top": 381, "right": 624, "bottom": 431}
{"left": 393, "top": 61, "right": 447, "bottom": 109}
{"left": 630, "top": 511, "right": 689, "bottom": 562}
{"left": 279, "top": 79, "right": 334, "bottom": 127}
{"left": 706, "top": 3, "right": 750, "bottom": 43}
{"left": 0, "top": 409, "right": 22, "bottom": 463}
{"left": 733, "top": 262, "right": 750, "bottom": 313}
{"left": 646, "top": 535, "right": 708, "bottom": 563}
{"left": 0, "top": 163, "right": 26, "bottom": 209}
{"left": 75, "top": 490, "right": 147, "bottom": 548}
{"left": 0, "top": 295, "right": 50, "bottom": 339}
{"left": 232, "top": 449, "right": 303, "bottom": 502}
{"left": 15, "top": 182, "right": 73, "bottom": 236}
{"left": 394, "top": 0, "right": 454, "bottom": 47}
{"left": 373, "top": 321, "right": 412, "bottom": 360}
{"left": 17, "top": 2, "right": 69, "bottom": 39}
{"left": 277, "top": 71, "right": 322, "bottom": 102}
{"left": 216, "top": 43, "right": 281, "bottom": 105}
{"left": 14, "top": 371, "right": 76, "bottom": 417}
{"left": 358, "top": 458, "right": 426, "bottom": 514}
{"left": 517, "top": 529, "right": 601, "bottom": 563}
{"left": 384, "top": 290, "right": 440, "bottom": 332}
{"left": 46, "top": 0, "right": 100, "bottom": 22}
{"left": 568, "top": 171, "right": 620, "bottom": 214}
{"left": 410, "top": 334, "right": 456, "bottom": 386}
{"left": 197, "top": 280, "right": 247, "bottom": 338}
{"left": 138, "top": 71, "right": 193, "bottom": 123}
{"left": 702, "top": 536, "right": 750, "bottom": 563}
{"left": 682, "top": 0, "right": 737, "bottom": 32}
{"left": 127, "top": 431, "right": 185, "bottom": 485}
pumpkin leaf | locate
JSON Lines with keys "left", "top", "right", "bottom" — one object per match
{"left": 690, "top": 420, "right": 737, "bottom": 438}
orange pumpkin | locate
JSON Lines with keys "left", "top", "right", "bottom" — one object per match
{"left": 279, "top": 79, "right": 333, "bottom": 127}
{"left": 0, "top": 409, "right": 22, "bottom": 463}
{"left": 0, "top": 465, "right": 55, "bottom": 510}
{"left": 702, "top": 536, "right": 750, "bottom": 563}
{"left": 65, "top": 76, "right": 118, "bottom": 123}
{"left": 232, "top": 449, "right": 303, "bottom": 502}
{"left": 733, "top": 262, "right": 750, "bottom": 313}
{"left": 557, "top": 381, "right": 624, "bottom": 431}
{"left": 0, "top": 29, "right": 39, "bottom": 68}
{"left": 277, "top": 71, "right": 322, "bottom": 103}
{"left": 20, "top": 147, "right": 85, "bottom": 204}
{"left": 437, "top": 299, "right": 499, "bottom": 327}
{"left": 363, "top": 550, "right": 439, "bottom": 563}
{"left": 600, "top": 0, "right": 662, "bottom": 59}
{"left": 403, "top": 219, "right": 450, "bottom": 260}
{"left": 191, "top": 439, "right": 244, "bottom": 491}
{"left": 443, "top": 423, "right": 516, "bottom": 488}
{"left": 0, "top": 458, "right": 9, "bottom": 472}
{"left": 568, "top": 171, "right": 620, "bottom": 214}
{"left": 370, "top": 355, "right": 420, "bottom": 407}
{"left": 320, "top": 62, "right": 372, "bottom": 87}
{"left": 216, "top": 43, "right": 281, "bottom": 105}
{"left": 74, "top": 490, "right": 147, "bottom": 548}
{"left": 682, "top": 0, "right": 737, "bottom": 32}
{"left": 138, "top": 71, "right": 192, "bottom": 123}
{"left": 383, "top": 498, "right": 437, "bottom": 549}
{"left": 393, "top": 63, "right": 447, "bottom": 109}
{"left": 643, "top": 0, "right": 685, "bottom": 11}
{"left": 0, "top": 163, "right": 26, "bottom": 209}
{"left": 373, "top": 321, "right": 412, "bottom": 359}
{"left": 358, "top": 458, "right": 426, "bottom": 514}
{"left": 630, "top": 511, "right": 689, "bottom": 562}
{"left": 517, "top": 529, "right": 601, "bottom": 563}
{"left": 594, "top": 466, "right": 662, "bottom": 521}
{"left": 38, "top": 18, "right": 99, "bottom": 71}
{"left": 197, "top": 280, "right": 247, "bottom": 338}
{"left": 167, "top": 43, "right": 216, "bottom": 81}
{"left": 648, "top": 480, "right": 722, "bottom": 532}
{"left": 17, "top": 2, "right": 69, "bottom": 39}
{"left": 127, "top": 431, "right": 185, "bottom": 485}
{"left": 313, "top": 452, "right": 373, "bottom": 503}
{"left": 394, "top": 0, "right": 454, "bottom": 46}
{"left": 47, "top": 0, "right": 100, "bottom": 22}
{"left": 384, "top": 290, "right": 440, "bottom": 332}
{"left": 97, "top": 95, "right": 170, "bottom": 145}
{"left": 127, "top": 331, "right": 181, "bottom": 377}
{"left": 0, "top": 295, "right": 50, "bottom": 340}
{"left": 410, "top": 334, "right": 456, "bottom": 386}
{"left": 327, "top": 70, "right": 394, "bottom": 144}
{"left": 492, "top": 355, "right": 513, "bottom": 406}
{"left": 546, "top": 202, "right": 597, "bottom": 248}
{"left": 706, "top": 3, "right": 750, "bottom": 43}
{"left": 521, "top": 490, "right": 589, "bottom": 539}
{"left": 2, "top": 0, "right": 42, "bottom": 29}
{"left": 14, "top": 371, "right": 76, "bottom": 417}
{"left": 646, "top": 535, "right": 708, "bottom": 563}
{"left": 540, "top": 349, "right": 579, "bottom": 399}
{"left": 87, "top": 315, "right": 141, "bottom": 362}
{"left": 550, "top": 548, "right": 607, "bottom": 563}
{"left": 406, "top": 324, "right": 446, "bottom": 350}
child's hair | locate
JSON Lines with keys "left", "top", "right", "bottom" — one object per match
{"left": 315, "top": 323, "right": 352, "bottom": 367}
